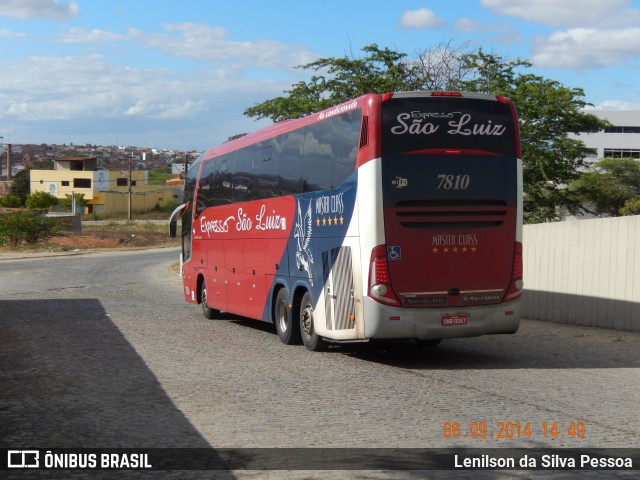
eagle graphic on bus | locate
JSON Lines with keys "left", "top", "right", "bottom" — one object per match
{"left": 294, "top": 199, "right": 314, "bottom": 286}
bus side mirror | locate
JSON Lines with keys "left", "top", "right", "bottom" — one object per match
{"left": 168, "top": 202, "right": 189, "bottom": 238}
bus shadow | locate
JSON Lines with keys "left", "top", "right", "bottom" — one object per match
{"left": 215, "top": 314, "right": 640, "bottom": 370}
{"left": 336, "top": 319, "right": 640, "bottom": 370}
{"left": 0, "top": 298, "right": 236, "bottom": 478}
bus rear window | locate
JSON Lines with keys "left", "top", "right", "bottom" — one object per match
{"left": 381, "top": 96, "right": 517, "bottom": 157}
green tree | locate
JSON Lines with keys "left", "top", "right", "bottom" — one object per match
{"left": 620, "top": 197, "right": 640, "bottom": 216}
{"left": 244, "top": 44, "right": 416, "bottom": 122}
{"left": 0, "top": 210, "right": 62, "bottom": 246}
{"left": 31, "top": 158, "right": 54, "bottom": 169}
{"left": 25, "top": 191, "right": 59, "bottom": 210}
{"left": 59, "top": 193, "right": 87, "bottom": 212}
{"left": 459, "top": 51, "right": 609, "bottom": 222}
{"left": 567, "top": 158, "right": 640, "bottom": 217}
{"left": 226, "top": 133, "right": 248, "bottom": 142}
{"left": 0, "top": 194, "right": 22, "bottom": 208}
{"left": 9, "top": 169, "right": 30, "bottom": 205}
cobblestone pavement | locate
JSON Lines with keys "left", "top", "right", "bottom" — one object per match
{"left": 1, "top": 249, "right": 639, "bottom": 479}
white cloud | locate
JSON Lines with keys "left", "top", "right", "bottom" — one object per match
{"left": 0, "top": 21, "right": 320, "bottom": 149}
{"left": 480, "top": 0, "right": 640, "bottom": 69}
{"left": 591, "top": 100, "right": 640, "bottom": 110}
{"left": 453, "top": 17, "right": 521, "bottom": 44}
{"left": 57, "top": 27, "right": 129, "bottom": 43}
{"left": 55, "top": 23, "right": 317, "bottom": 71}
{"left": 0, "top": 51, "right": 289, "bottom": 149}
{"left": 0, "top": 29, "right": 27, "bottom": 38}
{"left": 532, "top": 27, "right": 640, "bottom": 68}
{"left": 124, "top": 99, "right": 209, "bottom": 120}
{"left": 481, "top": 0, "right": 640, "bottom": 28}
{"left": 0, "top": 54, "right": 262, "bottom": 121}
{"left": 454, "top": 18, "right": 485, "bottom": 33}
{"left": 0, "top": 0, "right": 78, "bottom": 20}
{"left": 149, "top": 23, "right": 316, "bottom": 69}
{"left": 399, "top": 8, "right": 445, "bottom": 29}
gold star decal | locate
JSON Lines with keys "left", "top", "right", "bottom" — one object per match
{"left": 432, "top": 247, "right": 438, "bottom": 253}
{"left": 322, "top": 217, "right": 326, "bottom": 226}
{"left": 471, "top": 247, "right": 477, "bottom": 253}
{"left": 334, "top": 215, "right": 338, "bottom": 225}
{"left": 340, "top": 216, "right": 344, "bottom": 225}
{"left": 453, "top": 247, "right": 458, "bottom": 253}
{"left": 462, "top": 247, "right": 468, "bottom": 253}
{"left": 316, "top": 218, "right": 320, "bottom": 227}
{"left": 443, "top": 247, "right": 449, "bottom": 253}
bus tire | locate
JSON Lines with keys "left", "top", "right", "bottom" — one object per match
{"left": 274, "top": 288, "right": 301, "bottom": 345}
{"left": 201, "top": 279, "right": 220, "bottom": 320}
{"left": 299, "top": 291, "right": 327, "bottom": 352}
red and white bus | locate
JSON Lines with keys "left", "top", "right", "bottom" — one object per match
{"left": 170, "top": 91, "right": 523, "bottom": 351}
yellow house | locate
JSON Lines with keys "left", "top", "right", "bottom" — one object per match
{"left": 30, "top": 156, "right": 178, "bottom": 216}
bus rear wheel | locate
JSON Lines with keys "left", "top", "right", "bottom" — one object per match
{"left": 299, "top": 291, "right": 327, "bottom": 352}
{"left": 201, "top": 279, "right": 220, "bottom": 320}
{"left": 274, "top": 288, "right": 301, "bottom": 345}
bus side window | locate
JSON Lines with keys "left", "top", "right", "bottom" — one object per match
{"left": 195, "top": 159, "right": 216, "bottom": 217}
{"left": 253, "top": 144, "right": 278, "bottom": 200}
{"left": 279, "top": 132, "right": 304, "bottom": 196}
{"left": 217, "top": 157, "right": 233, "bottom": 204}
{"left": 233, "top": 149, "right": 251, "bottom": 203}
{"left": 331, "top": 111, "right": 360, "bottom": 186}
{"left": 302, "top": 128, "right": 331, "bottom": 192}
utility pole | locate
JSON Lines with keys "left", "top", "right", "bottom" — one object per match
{"left": 128, "top": 151, "right": 132, "bottom": 220}
{"left": 6, "top": 144, "right": 11, "bottom": 181}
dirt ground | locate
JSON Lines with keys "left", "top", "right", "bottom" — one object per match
{"left": 1, "top": 221, "right": 180, "bottom": 253}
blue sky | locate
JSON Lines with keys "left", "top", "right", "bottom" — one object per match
{"left": 1, "top": 0, "right": 639, "bottom": 151}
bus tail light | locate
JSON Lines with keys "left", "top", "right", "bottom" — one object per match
{"left": 503, "top": 241, "right": 523, "bottom": 302}
{"left": 368, "top": 245, "right": 401, "bottom": 307}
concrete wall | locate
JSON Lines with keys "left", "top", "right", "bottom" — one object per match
{"left": 522, "top": 216, "right": 640, "bottom": 332}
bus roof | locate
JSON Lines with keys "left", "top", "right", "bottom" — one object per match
{"left": 202, "top": 93, "right": 375, "bottom": 162}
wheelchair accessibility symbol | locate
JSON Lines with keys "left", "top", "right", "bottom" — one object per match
{"left": 387, "top": 246, "right": 401, "bottom": 260}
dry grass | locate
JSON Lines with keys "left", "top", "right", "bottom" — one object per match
{"left": 0, "top": 221, "right": 180, "bottom": 253}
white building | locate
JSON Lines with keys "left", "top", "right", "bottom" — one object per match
{"left": 563, "top": 110, "right": 640, "bottom": 220}
{"left": 572, "top": 110, "right": 640, "bottom": 160}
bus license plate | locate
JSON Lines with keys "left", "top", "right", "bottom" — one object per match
{"left": 441, "top": 313, "right": 468, "bottom": 326}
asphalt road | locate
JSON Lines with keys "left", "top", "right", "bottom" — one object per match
{"left": 1, "top": 248, "right": 639, "bottom": 479}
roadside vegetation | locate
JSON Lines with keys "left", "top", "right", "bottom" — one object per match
{"left": 0, "top": 210, "right": 63, "bottom": 246}
{"left": 0, "top": 217, "right": 179, "bottom": 252}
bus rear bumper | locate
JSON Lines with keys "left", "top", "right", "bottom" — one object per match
{"left": 362, "top": 297, "right": 521, "bottom": 340}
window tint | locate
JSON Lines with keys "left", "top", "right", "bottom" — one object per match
{"left": 194, "top": 109, "right": 361, "bottom": 215}
{"left": 382, "top": 97, "right": 517, "bottom": 157}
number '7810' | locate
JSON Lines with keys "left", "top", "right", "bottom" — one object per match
{"left": 437, "top": 174, "right": 470, "bottom": 190}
